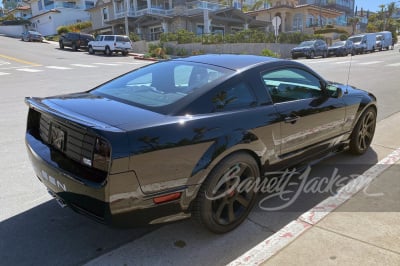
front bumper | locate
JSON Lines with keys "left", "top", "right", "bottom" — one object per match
{"left": 25, "top": 132, "right": 188, "bottom": 227}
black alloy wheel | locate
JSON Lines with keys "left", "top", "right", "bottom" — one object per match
{"left": 193, "top": 152, "right": 259, "bottom": 233}
{"left": 349, "top": 107, "right": 376, "bottom": 155}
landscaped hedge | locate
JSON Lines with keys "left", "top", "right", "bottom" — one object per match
{"left": 160, "top": 29, "right": 325, "bottom": 45}
{"left": 56, "top": 21, "right": 92, "bottom": 35}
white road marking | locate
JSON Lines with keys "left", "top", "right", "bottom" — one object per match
{"left": 386, "top": 63, "right": 400, "bottom": 67}
{"left": 0, "top": 72, "right": 10, "bottom": 75}
{"left": 358, "top": 61, "right": 383, "bottom": 65}
{"left": 71, "top": 64, "right": 97, "bottom": 68}
{"left": 335, "top": 60, "right": 355, "bottom": 64}
{"left": 45, "top": 66, "right": 72, "bottom": 70}
{"left": 93, "top": 63, "right": 121, "bottom": 66}
{"left": 16, "top": 68, "right": 42, "bottom": 72}
{"left": 228, "top": 147, "right": 400, "bottom": 266}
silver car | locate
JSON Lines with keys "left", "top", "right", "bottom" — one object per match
{"left": 21, "top": 30, "right": 44, "bottom": 42}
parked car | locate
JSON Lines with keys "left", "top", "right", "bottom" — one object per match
{"left": 25, "top": 54, "right": 377, "bottom": 233}
{"left": 328, "top": 40, "right": 356, "bottom": 57}
{"left": 291, "top": 39, "right": 328, "bottom": 59}
{"left": 59, "top": 32, "right": 94, "bottom": 51}
{"left": 377, "top": 31, "right": 393, "bottom": 50}
{"left": 88, "top": 35, "right": 132, "bottom": 56}
{"left": 21, "top": 30, "right": 44, "bottom": 42}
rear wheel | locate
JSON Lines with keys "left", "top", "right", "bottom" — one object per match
{"left": 349, "top": 107, "right": 376, "bottom": 155}
{"left": 59, "top": 41, "right": 64, "bottom": 49}
{"left": 307, "top": 51, "right": 315, "bottom": 59}
{"left": 322, "top": 51, "right": 327, "bottom": 58}
{"left": 72, "top": 43, "right": 78, "bottom": 51}
{"left": 193, "top": 152, "right": 259, "bottom": 233}
{"left": 122, "top": 51, "right": 128, "bottom": 56}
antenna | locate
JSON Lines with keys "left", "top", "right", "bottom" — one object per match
{"left": 345, "top": 52, "right": 353, "bottom": 93}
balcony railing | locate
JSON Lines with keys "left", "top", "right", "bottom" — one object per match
{"left": 115, "top": 7, "right": 175, "bottom": 19}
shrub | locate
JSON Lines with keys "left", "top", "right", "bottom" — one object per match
{"left": 260, "top": 48, "right": 279, "bottom": 58}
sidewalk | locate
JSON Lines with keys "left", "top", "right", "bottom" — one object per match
{"left": 230, "top": 112, "right": 400, "bottom": 266}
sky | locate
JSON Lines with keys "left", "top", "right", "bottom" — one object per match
{"left": 355, "top": 0, "right": 398, "bottom": 12}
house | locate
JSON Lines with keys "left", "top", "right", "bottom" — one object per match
{"left": 88, "top": 0, "right": 266, "bottom": 41}
{"left": 26, "top": 0, "right": 96, "bottom": 36}
{"left": 7, "top": 5, "right": 32, "bottom": 19}
{"left": 246, "top": 0, "right": 343, "bottom": 34}
{"left": 2, "top": 0, "right": 26, "bottom": 10}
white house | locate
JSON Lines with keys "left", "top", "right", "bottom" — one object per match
{"left": 28, "top": 0, "right": 96, "bottom": 36}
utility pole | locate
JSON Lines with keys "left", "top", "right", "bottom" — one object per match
{"left": 125, "top": 0, "right": 129, "bottom": 36}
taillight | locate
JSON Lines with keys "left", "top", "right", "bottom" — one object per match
{"left": 82, "top": 137, "right": 111, "bottom": 172}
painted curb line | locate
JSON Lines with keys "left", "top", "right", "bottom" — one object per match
{"left": 227, "top": 147, "right": 400, "bottom": 266}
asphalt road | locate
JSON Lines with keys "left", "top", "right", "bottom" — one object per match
{"left": 0, "top": 35, "right": 399, "bottom": 265}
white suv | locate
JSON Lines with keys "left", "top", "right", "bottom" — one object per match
{"left": 88, "top": 35, "right": 132, "bottom": 56}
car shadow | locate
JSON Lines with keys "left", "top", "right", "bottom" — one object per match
{"left": 249, "top": 148, "right": 379, "bottom": 231}
{"left": 0, "top": 149, "right": 379, "bottom": 266}
{"left": 0, "top": 200, "right": 156, "bottom": 266}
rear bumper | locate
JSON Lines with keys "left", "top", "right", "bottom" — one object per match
{"left": 25, "top": 132, "right": 189, "bottom": 227}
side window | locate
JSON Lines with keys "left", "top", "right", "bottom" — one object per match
{"left": 104, "top": 36, "right": 114, "bottom": 41}
{"left": 212, "top": 80, "right": 256, "bottom": 111}
{"left": 262, "top": 68, "right": 322, "bottom": 103}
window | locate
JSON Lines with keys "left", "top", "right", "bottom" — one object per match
{"left": 38, "top": 0, "right": 43, "bottom": 10}
{"left": 85, "top": 1, "right": 95, "bottom": 9}
{"left": 103, "top": 7, "right": 108, "bottom": 21}
{"left": 211, "top": 81, "right": 256, "bottom": 111}
{"left": 104, "top": 36, "right": 114, "bottom": 41}
{"left": 91, "top": 61, "right": 232, "bottom": 111}
{"left": 262, "top": 68, "right": 322, "bottom": 103}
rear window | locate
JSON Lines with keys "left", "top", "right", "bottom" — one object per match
{"left": 116, "top": 36, "right": 130, "bottom": 42}
{"left": 90, "top": 61, "right": 233, "bottom": 111}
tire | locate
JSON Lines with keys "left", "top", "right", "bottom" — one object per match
{"left": 59, "top": 41, "right": 64, "bottom": 49}
{"left": 105, "top": 46, "right": 112, "bottom": 56}
{"left": 192, "top": 152, "right": 259, "bottom": 233}
{"left": 349, "top": 107, "right": 376, "bottom": 155}
{"left": 88, "top": 46, "right": 94, "bottom": 54}
{"left": 307, "top": 51, "right": 314, "bottom": 59}
{"left": 122, "top": 51, "right": 128, "bottom": 56}
{"left": 322, "top": 51, "right": 327, "bottom": 58}
{"left": 291, "top": 55, "right": 297, "bottom": 59}
{"left": 72, "top": 43, "right": 78, "bottom": 51}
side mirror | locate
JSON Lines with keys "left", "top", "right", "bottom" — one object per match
{"left": 325, "top": 84, "right": 343, "bottom": 98}
{"left": 335, "top": 87, "right": 343, "bottom": 98}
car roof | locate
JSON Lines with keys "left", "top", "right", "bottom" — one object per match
{"left": 174, "top": 54, "right": 281, "bottom": 71}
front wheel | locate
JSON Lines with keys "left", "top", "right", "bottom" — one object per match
{"left": 349, "top": 107, "right": 376, "bottom": 155}
{"left": 88, "top": 46, "right": 94, "bottom": 54}
{"left": 122, "top": 51, "right": 128, "bottom": 56}
{"left": 322, "top": 51, "right": 327, "bottom": 58}
{"left": 72, "top": 43, "right": 78, "bottom": 51}
{"left": 59, "top": 41, "right": 64, "bottom": 49}
{"left": 193, "top": 152, "right": 259, "bottom": 233}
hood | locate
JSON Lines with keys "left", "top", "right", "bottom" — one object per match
{"left": 27, "top": 93, "right": 174, "bottom": 131}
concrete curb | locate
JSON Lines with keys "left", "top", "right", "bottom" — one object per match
{"left": 228, "top": 147, "right": 400, "bottom": 266}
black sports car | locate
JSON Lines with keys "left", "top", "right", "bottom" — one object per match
{"left": 25, "top": 54, "right": 377, "bottom": 233}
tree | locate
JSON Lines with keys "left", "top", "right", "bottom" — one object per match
{"left": 348, "top": 17, "right": 359, "bottom": 35}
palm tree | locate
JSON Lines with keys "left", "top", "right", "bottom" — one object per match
{"left": 348, "top": 16, "right": 359, "bottom": 35}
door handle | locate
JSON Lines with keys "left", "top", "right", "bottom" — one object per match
{"left": 284, "top": 115, "right": 299, "bottom": 124}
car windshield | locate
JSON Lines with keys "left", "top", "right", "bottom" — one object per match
{"left": 332, "top": 41, "right": 345, "bottom": 47}
{"left": 349, "top": 36, "right": 362, "bottom": 43}
{"left": 91, "top": 60, "right": 233, "bottom": 109}
{"left": 298, "top": 41, "right": 315, "bottom": 47}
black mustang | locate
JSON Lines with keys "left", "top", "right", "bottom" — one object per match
{"left": 25, "top": 54, "right": 377, "bottom": 233}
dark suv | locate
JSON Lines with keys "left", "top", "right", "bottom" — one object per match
{"left": 291, "top": 39, "right": 328, "bottom": 59}
{"left": 59, "top": 32, "right": 94, "bottom": 51}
